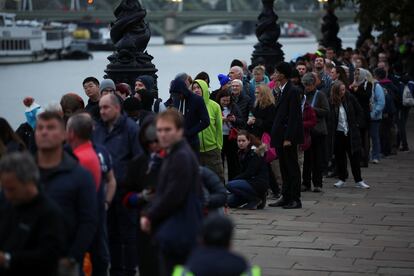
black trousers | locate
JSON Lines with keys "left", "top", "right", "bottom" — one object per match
{"left": 380, "top": 115, "right": 397, "bottom": 156}
{"left": 137, "top": 227, "right": 159, "bottom": 276}
{"left": 302, "top": 134, "right": 326, "bottom": 188}
{"left": 222, "top": 135, "right": 240, "bottom": 181}
{"left": 334, "top": 131, "right": 362, "bottom": 183}
{"left": 277, "top": 144, "right": 301, "bottom": 202}
{"left": 359, "top": 127, "right": 370, "bottom": 165}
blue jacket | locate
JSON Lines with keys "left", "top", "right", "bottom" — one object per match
{"left": 93, "top": 114, "right": 141, "bottom": 186}
{"left": 39, "top": 152, "right": 97, "bottom": 261}
{"left": 170, "top": 78, "right": 210, "bottom": 147}
{"left": 371, "top": 82, "right": 386, "bottom": 121}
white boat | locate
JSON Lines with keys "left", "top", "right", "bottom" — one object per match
{"left": 0, "top": 13, "right": 46, "bottom": 64}
{"left": 42, "top": 22, "right": 73, "bottom": 59}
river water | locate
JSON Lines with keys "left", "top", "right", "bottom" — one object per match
{"left": 0, "top": 35, "right": 356, "bottom": 129}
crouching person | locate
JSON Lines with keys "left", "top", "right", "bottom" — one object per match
{"left": 227, "top": 131, "right": 269, "bottom": 210}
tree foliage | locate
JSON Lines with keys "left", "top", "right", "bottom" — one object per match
{"left": 338, "top": 0, "right": 414, "bottom": 39}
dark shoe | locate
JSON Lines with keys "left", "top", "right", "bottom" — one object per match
{"left": 257, "top": 193, "right": 267, "bottom": 210}
{"left": 301, "top": 185, "right": 311, "bottom": 192}
{"left": 360, "top": 162, "right": 369, "bottom": 168}
{"left": 400, "top": 147, "right": 410, "bottom": 152}
{"left": 241, "top": 199, "right": 262, "bottom": 210}
{"left": 313, "top": 187, "right": 322, "bottom": 193}
{"left": 267, "top": 192, "right": 281, "bottom": 200}
{"left": 268, "top": 196, "right": 288, "bottom": 207}
{"left": 282, "top": 200, "right": 302, "bottom": 209}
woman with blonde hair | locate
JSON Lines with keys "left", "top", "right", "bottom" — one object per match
{"left": 246, "top": 84, "right": 279, "bottom": 198}
{"left": 247, "top": 84, "right": 275, "bottom": 138}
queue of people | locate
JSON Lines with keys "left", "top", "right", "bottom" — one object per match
{"left": 0, "top": 37, "right": 413, "bottom": 276}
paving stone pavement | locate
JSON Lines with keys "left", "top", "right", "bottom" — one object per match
{"left": 230, "top": 114, "right": 414, "bottom": 275}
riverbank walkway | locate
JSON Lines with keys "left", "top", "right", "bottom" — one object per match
{"left": 232, "top": 114, "right": 414, "bottom": 275}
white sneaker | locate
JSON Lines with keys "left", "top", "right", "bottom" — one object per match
{"left": 334, "top": 180, "right": 346, "bottom": 188}
{"left": 356, "top": 181, "right": 370, "bottom": 189}
{"left": 371, "top": 159, "right": 379, "bottom": 164}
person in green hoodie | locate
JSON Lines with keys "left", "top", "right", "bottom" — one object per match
{"left": 191, "top": 79, "right": 224, "bottom": 183}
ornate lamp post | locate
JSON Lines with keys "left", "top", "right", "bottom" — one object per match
{"left": 319, "top": 0, "right": 342, "bottom": 52}
{"left": 104, "top": 0, "right": 158, "bottom": 95}
{"left": 251, "top": 0, "right": 284, "bottom": 75}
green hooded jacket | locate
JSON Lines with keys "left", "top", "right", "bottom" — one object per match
{"left": 195, "top": 79, "right": 223, "bottom": 152}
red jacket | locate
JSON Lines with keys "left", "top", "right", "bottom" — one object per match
{"left": 300, "top": 102, "right": 317, "bottom": 151}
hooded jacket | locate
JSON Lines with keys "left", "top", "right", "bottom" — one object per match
{"left": 170, "top": 78, "right": 210, "bottom": 147}
{"left": 195, "top": 80, "right": 223, "bottom": 152}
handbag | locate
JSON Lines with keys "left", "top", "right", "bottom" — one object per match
{"left": 402, "top": 82, "right": 414, "bottom": 107}
{"left": 228, "top": 127, "right": 239, "bottom": 141}
{"left": 261, "top": 132, "right": 277, "bottom": 163}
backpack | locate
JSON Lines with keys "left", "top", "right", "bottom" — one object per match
{"left": 402, "top": 81, "right": 414, "bottom": 107}
{"left": 153, "top": 98, "right": 163, "bottom": 113}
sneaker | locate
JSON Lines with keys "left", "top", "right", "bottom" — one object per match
{"left": 334, "top": 180, "right": 346, "bottom": 188}
{"left": 371, "top": 159, "right": 379, "bottom": 164}
{"left": 356, "top": 181, "right": 370, "bottom": 189}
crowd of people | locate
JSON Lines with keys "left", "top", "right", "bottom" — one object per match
{"left": 0, "top": 35, "right": 413, "bottom": 276}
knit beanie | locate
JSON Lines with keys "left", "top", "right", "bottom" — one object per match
{"left": 100, "top": 79, "right": 116, "bottom": 94}
{"left": 218, "top": 74, "right": 231, "bottom": 87}
{"left": 23, "top": 97, "right": 43, "bottom": 129}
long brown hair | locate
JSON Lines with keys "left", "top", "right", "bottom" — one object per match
{"left": 330, "top": 81, "right": 345, "bottom": 107}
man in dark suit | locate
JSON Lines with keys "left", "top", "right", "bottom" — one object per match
{"left": 269, "top": 62, "right": 304, "bottom": 209}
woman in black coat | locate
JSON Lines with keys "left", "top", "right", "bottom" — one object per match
{"left": 247, "top": 84, "right": 276, "bottom": 138}
{"left": 227, "top": 131, "right": 269, "bottom": 210}
{"left": 217, "top": 90, "right": 245, "bottom": 181}
{"left": 124, "top": 116, "right": 163, "bottom": 276}
{"left": 329, "top": 81, "right": 370, "bottom": 189}
{"left": 246, "top": 85, "right": 279, "bottom": 197}
{"left": 349, "top": 68, "right": 372, "bottom": 167}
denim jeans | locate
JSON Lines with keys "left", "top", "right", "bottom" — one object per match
{"left": 227, "top": 179, "right": 258, "bottom": 208}
{"left": 370, "top": 120, "right": 381, "bottom": 160}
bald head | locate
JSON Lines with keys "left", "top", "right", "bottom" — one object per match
{"left": 99, "top": 94, "right": 121, "bottom": 124}
{"left": 229, "top": 66, "right": 243, "bottom": 81}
